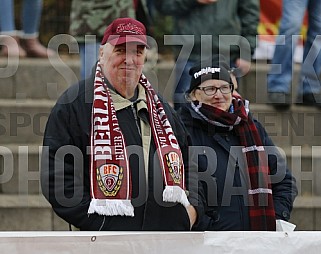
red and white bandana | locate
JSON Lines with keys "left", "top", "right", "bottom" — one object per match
{"left": 88, "top": 62, "right": 190, "bottom": 216}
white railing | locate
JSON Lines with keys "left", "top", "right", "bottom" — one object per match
{"left": 0, "top": 231, "right": 321, "bottom": 254}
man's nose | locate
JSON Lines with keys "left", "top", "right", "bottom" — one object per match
{"left": 124, "top": 52, "right": 135, "bottom": 64}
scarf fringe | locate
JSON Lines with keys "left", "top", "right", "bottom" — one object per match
{"left": 88, "top": 199, "right": 134, "bottom": 217}
{"left": 163, "top": 186, "right": 190, "bottom": 207}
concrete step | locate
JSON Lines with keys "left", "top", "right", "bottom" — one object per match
{"left": 0, "top": 57, "right": 80, "bottom": 100}
{"left": 238, "top": 61, "right": 301, "bottom": 104}
{"left": 0, "top": 194, "right": 319, "bottom": 231}
{"left": 282, "top": 146, "right": 321, "bottom": 197}
{"left": 250, "top": 104, "right": 321, "bottom": 148}
{"left": 290, "top": 196, "right": 321, "bottom": 230}
{"left": 0, "top": 99, "right": 54, "bottom": 144}
{"left": 0, "top": 194, "right": 68, "bottom": 231}
{"left": 0, "top": 145, "right": 42, "bottom": 194}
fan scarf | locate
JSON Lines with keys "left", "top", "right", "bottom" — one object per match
{"left": 88, "top": 62, "right": 190, "bottom": 216}
{"left": 192, "top": 97, "right": 276, "bottom": 231}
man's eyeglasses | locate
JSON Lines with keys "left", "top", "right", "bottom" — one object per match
{"left": 195, "top": 84, "right": 232, "bottom": 96}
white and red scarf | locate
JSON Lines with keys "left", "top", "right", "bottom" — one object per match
{"left": 88, "top": 62, "right": 190, "bottom": 216}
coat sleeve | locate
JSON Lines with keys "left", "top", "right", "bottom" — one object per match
{"left": 41, "top": 96, "right": 106, "bottom": 230}
{"left": 255, "top": 121, "right": 298, "bottom": 221}
{"left": 237, "top": 0, "right": 260, "bottom": 57}
{"left": 155, "top": 0, "right": 200, "bottom": 16}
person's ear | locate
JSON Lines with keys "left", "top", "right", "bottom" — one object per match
{"left": 144, "top": 48, "right": 148, "bottom": 63}
{"left": 99, "top": 46, "right": 104, "bottom": 60}
{"left": 231, "top": 73, "right": 238, "bottom": 90}
{"left": 189, "top": 91, "right": 197, "bottom": 101}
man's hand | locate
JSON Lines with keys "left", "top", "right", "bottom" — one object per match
{"left": 186, "top": 205, "right": 197, "bottom": 229}
{"left": 235, "top": 58, "right": 251, "bottom": 76}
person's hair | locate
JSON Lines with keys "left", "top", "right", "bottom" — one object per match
{"left": 184, "top": 90, "right": 194, "bottom": 102}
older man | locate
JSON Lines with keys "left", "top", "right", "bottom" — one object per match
{"left": 41, "top": 17, "right": 203, "bottom": 230}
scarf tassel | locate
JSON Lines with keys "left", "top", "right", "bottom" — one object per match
{"left": 88, "top": 199, "right": 134, "bottom": 217}
{"left": 163, "top": 186, "right": 190, "bottom": 207}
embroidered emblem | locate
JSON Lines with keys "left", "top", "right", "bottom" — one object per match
{"left": 116, "top": 22, "right": 144, "bottom": 35}
{"left": 165, "top": 152, "right": 181, "bottom": 184}
{"left": 97, "top": 164, "right": 123, "bottom": 196}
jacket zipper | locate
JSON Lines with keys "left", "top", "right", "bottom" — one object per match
{"left": 130, "top": 103, "right": 148, "bottom": 229}
{"left": 130, "top": 103, "right": 142, "bottom": 137}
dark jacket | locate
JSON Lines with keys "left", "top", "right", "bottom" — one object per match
{"left": 41, "top": 74, "right": 204, "bottom": 231}
{"left": 179, "top": 103, "right": 297, "bottom": 231}
{"left": 156, "top": 0, "right": 259, "bottom": 62}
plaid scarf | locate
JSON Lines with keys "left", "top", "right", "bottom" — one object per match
{"left": 192, "top": 97, "right": 276, "bottom": 231}
{"left": 88, "top": 62, "right": 190, "bottom": 217}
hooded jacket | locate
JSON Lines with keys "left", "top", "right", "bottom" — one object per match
{"left": 179, "top": 103, "right": 297, "bottom": 231}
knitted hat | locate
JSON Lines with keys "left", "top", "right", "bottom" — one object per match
{"left": 187, "top": 55, "right": 232, "bottom": 93}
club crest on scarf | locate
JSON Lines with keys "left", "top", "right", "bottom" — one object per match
{"left": 97, "top": 164, "right": 123, "bottom": 196}
{"left": 165, "top": 152, "right": 182, "bottom": 184}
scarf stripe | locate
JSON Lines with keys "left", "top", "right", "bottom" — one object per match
{"left": 248, "top": 188, "right": 272, "bottom": 195}
{"left": 242, "top": 145, "right": 265, "bottom": 153}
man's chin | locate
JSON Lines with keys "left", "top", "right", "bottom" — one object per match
{"left": 121, "top": 78, "right": 139, "bottom": 88}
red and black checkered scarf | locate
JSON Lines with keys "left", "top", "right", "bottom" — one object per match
{"left": 191, "top": 97, "right": 276, "bottom": 231}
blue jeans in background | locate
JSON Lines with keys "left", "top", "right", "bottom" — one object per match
{"left": 268, "top": 0, "right": 321, "bottom": 97}
{"left": 79, "top": 41, "right": 100, "bottom": 80}
{"left": 0, "top": 0, "right": 42, "bottom": 36}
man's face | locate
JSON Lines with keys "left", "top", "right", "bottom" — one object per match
{"left": 99, "top": 42, "right": 146, "bottom": 98}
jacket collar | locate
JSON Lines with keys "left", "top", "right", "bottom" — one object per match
{"left": 107, "top": 82, "right": 147, "bottom": 111}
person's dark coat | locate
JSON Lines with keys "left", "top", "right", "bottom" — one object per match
{"left": 41, "top": 73, "right": 204, "bottom": 231}
{"left": 179, "top": 103, "right": 297, "bottom": 231}
{"left": 156, "top": 0, "right": 259, "bottom": 62}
